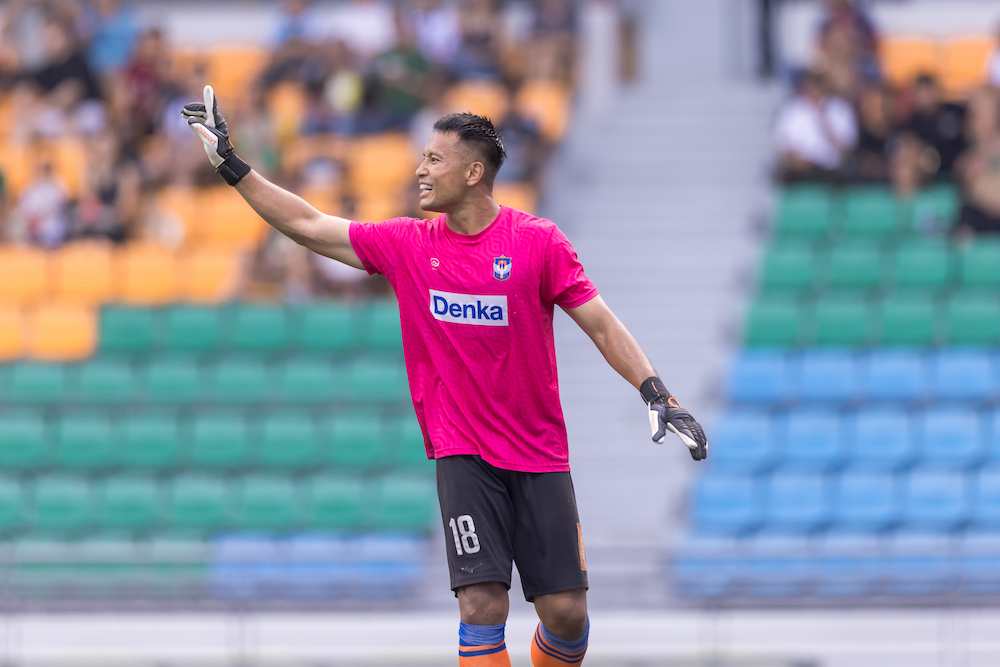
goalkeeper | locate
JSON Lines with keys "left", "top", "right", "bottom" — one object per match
{"left": 184, "top": 85, "right": 706, "bottom": 667}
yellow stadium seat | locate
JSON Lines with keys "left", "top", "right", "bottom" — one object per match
{"left": 0, "top": 246, "right": 49, "bottom": 305}
{"left": 190, "top": 186, "right": 267, "bottom": 248}
{"left": 154, "top": 185, "right": 198, "bottom": 242}
{"left": 50, "top": 242, "right": 115, "bottom": 304}
{"left": 0, "top": 94, "right": 13, "bottom": 142}
{"left": 494, "top": 182, "right": 538, "bottom": 215}
{"left": 0, "top": 141, "right": 31, "bottom": 199}
{"left": 299, "top": 186, "right": 343, "bottom": 216}
{"left": 353, "top": 194, "right": 407, "bottom": 223}
{"left": 267, "top": 82, "right": 308, "bottom": 142}
{"left": 444, "top": 81, "right": 511, "bottom": 120}
{"left": 28, "top": 302, "right": 96, "bottom": 361}
{"left": 880, "top": 37, "right": 939, "bottom": 86}
{"left": 941, "top": 37, "right": 993, "bottom": 97}
{"left": 282, "top": 134, "right": 348, "bottom": 174}
{"left": 516, "top": 81, "right": 572, "bottom": 142}
{"left": 0, "top": 306, "right": 26, "bottom": 360}
{"left": 178, "top": 247, "right": 242, "bottom": 303}
{"left": 115, "top": 243, "right": 179, "bottom": 305}
{"left": 346, "top": 133, "right": 417, "bottom": 195}
{"left": 208, "top": 45, "right": 270, "bottom": 102}
{"left": 48, "top": 139, "right": 86, "bottom": 197}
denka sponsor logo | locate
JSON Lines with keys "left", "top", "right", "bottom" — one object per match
{"left": 429, "top": 289, "right": 508, "bottom": 327}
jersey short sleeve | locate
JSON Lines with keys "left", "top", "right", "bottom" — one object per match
{"left": 540, "top": 225, "right": 598, "bottom": 308}
{"left": 349, "top": 218, "right": 415, "bottom": 278}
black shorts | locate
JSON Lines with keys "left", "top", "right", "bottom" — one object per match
{"left": 436, "top": 454, "right": 589, "bottom": 602}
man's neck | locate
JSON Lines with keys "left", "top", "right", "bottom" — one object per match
{"left": 443, "top": 196, "right": 503, "bottom": 236}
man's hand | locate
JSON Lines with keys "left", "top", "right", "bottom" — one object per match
{"left": 641, "top": 377, "right": 708, "bottom": 461}
{"left": 182, "top": 85, "right": 250, "bottom": 185}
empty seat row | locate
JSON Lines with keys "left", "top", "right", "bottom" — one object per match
{"left": 0, "top": 411, "right": 428, "bottom": 472}
{"left": 712, "top": 407, "right": 998, "bottom": 472}
{"left": 0, "top": 357, "right": 408, "bottom": 405}
{"left": 729, "top": 349, "right": 1000, "bottom": 405}
{"left": 692, "top": 468, "right": 1000, "bottom": 535}
{"left": 0, "top": 472, "right": 436, "bottom": 535}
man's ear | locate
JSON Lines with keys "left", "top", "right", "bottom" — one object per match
{"left": 466, "top": 161, "right": 486, "bottom": 186}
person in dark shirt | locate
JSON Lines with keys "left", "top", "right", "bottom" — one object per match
{"left": 31, "top": 17, "right": 102, "bottom": 102}
{"left": 905, "top": 74, "right": 965, "bottom": 179}
{"left": 854, "top": 83, "right": 896, "bottom": 182}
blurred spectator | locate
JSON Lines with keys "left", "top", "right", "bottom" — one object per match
{"left": 404, "top": 0, "right": 461, "bottom": 69}
{"left": 904, "top": 74, "right": 966, "bottom": 179}
{"left": 359, "top": 15, "right": 434, "bottom": 132}
{"left": 454, "top": 0, "right": 501, "bottom": 80}
{"left": 260, "top": 0, "right": 319, "bottom": 91}
{"left": 68, "top": 131, "right": 139, "bottom": 243}
{"left": 987, "top": 23, "right": 1000, "bottom": 87}
{"left": 524, "top": 0, "right": 577, "bottom": 83}
{"left": 816, "top": 0, "right": 879, "bottom": 93}
{"left": 274, "top": 0, "right": 320, "bottom": 47}
{"left": 889, "top": 131, "right": 930, "bottom": 198}
{"left": 773, "top": 70, "right": 858, "bottom": 183}
{"left": 322, "top": 0, "right": 397, "bottom": 64}
{"left": 7, "top": 159, "right": 69, "bottom": 247}
{"left": 496, "top": 106, "right": 544, "bottom": 184}
{"left": 954, "top": 86, "right": 1000, "bottom": 236}
{"left": 1, "top": 0, "right": 50, "bottom": 73}
{"left": 854, "top": 84, "right": 895, "bottom": 182}
{"left": 82, "top": 0, "right": 140, "bottom": 76}
{"left": 121, "top": 28, "right": 171, "bottom": 138}
{"left": 28, "top": 16, "right": 104, "bottom": 137}
{"left": 0, "top": 169, "right": 8, "bottom": 240}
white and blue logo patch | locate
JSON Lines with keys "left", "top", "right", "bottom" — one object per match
{"left": 493, "top": 256, "right": 511, "bottom": 281}
{"left": 430, "top": 290, "right": 508, "bottom": 327}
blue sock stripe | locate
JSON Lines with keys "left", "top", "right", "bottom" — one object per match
{"left": 459, "top": 621, "right": 506, "bottom": 647}
{"left": 459, "top": 643, "right": 507, "bottom": 657}
{"left": 538, "top": 617, "right": 590, "bottom": 654}
{"left": 535, "top": 627, "right": 588, "bottom": 662}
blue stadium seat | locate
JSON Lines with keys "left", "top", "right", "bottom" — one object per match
{"left": 745, "top": 536, "right": 816, "bottom": 596}
{"left": 778, "top": 409, "right": 845, "bottom": 471}
{"left": 726, "top": 351, "right": 790, "bottom": 405}
{"left": 988, "top": 410, "right": 1000, "bottom": 463}
{"left": 279, "top": 535, "right": 354, "bottom": 599}
{"left": 859, "top": 350, "right": 927, "bottom": 403}
{"left": 209, "top": 535, "right": 278, "bottom": 599}
{"left": 971, "top": 466, "right": 1000, "bottom": 530}
{"left": 671, "top": 535, "right": 747, "bottom": 598}
{"left": 793, "top": 350, "right": 859, "bottom": 404}
{"left": 832, "top": 471, "right": 899, "bottom": 532}
{"left": 915, "top": 408, "right": 984, "bottom": 470}
{"left": 762, "top": 472, "right": 830, "bottom": 533}
{"left": 901, "top": 469, "right": 969, "bottom": 532}
{"left": 929, "top": 349, "right": 995, "bottom": 403}
{"left": 816, "top": 534, "right": 887, "bottom": 596}
{"left": 708, "top": 411, "right": 775, "bottom": 472}
{"left": 958, "top": 531, "right": 1000, "bottom": 594}
{"left": 691, "top": 473, "right": 761, "bottom": 535}
{"left": 886, "top": 532, "right": 954, "bottom": 595}
{"left": 846, "top": 408, "right": 915, "bottom": 471}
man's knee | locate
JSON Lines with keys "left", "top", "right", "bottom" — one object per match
{"left": 533, "top": 588, "right": 588, "bottom": 640}
{"left": 457, "top": 581, "right": 510, "bottom": 625}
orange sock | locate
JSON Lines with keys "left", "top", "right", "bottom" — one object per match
{"left": 458, "top": 622, "right": 511, "bottom": 666}
{"left": 531, "top": 620, "right": 589, "bottom": 666}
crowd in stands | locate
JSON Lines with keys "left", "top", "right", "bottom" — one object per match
{"left": 0, "top": 0, "right": 576, "bottom": 303}
{"left": 773, "top": 0, "right": 1000, "bottom": 238}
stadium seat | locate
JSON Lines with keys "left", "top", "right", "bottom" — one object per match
{"left": 303, "top": 476, "right": 367, "bottom": 529}
{"left": 743, "top": 296, "right": 802, "bottom": 347}
{"left": 98, "top": 475, "right": 161, "bottom": 532}
{"left": 763, "top": 472, "right": 830, "bottom": 533}
{"left": 54, "top": 413, "right": 117, "bottom": 470}
{"left": 0, "top": 246, "right": 48, "bottom": 305}
{"left": 816, "top": 534, "right": 887, "bottom": 596}
{"left": 912, "top": 185, "right": 960, "bottom": 230}
{"left": 493, "top": 182, "right": 538, "bottom": 215}
{"left": 142, "top": 536, "right": 210, "bottom": 599}
{"left": 28, "top": 302, "right": 97, "bottom": 360}
{"left": 294, "top": 302, "right": 357, "bottom": 353}
{"left": 0, "top": 477, "right": 25, "bottom": 534}
{"left": 915, "top": 408, "right": 984, "bottom": 470}
{"left": 119, "top": 412, "right": 181, "bottom": 471}
{"left": 276, "top": 357, "right": 347, "bottom": 404}
{"left": 929, "top": 349, "right": 995, "bottom": 403}
{"left": 889, "top": 239, "right": 954, "bottom": 292}
{"left": 725, "top": 350, "right": 790, "bottom": 404}
{"left": 256, "top": 411, "right": 319, "bottom": 470}
{"left": 944, "top": 292, "right": 1000, "bottom": 345}
{"left": 841, "top": 187, "right": 902, "bottom": 240}
{"left": 371, "top": 475, "right": 437, "bottom": 530}
{"left": 846, "top": 408, "right": 915, "bottom": 471}
{"left": 363, "top": 300, "right": 404, "bottom": 354}
{"left": 8, "top": 362, "right": 67, "bottom": 404}
{"left": 349, "top": 358, "right": 408, "bottom": 403}
{"left": 389, "top": 414, "right": 432, "bottom": 470}
{"left": 879, "top": 37, "right": 938, "bottom": 87}
{"left": 778, "top": 409, "right": 845, "bottom": 472}
{"left": 31, "top": 474, "right": 94, "bottom": 535}
{"left": 873, "top": 293, "right": 939, "bottom": 347}
{"left": 177, "top": 247, "right": 240, "bottom": 303}
{"left": 193, "top": 187, "right": 268, "bottom": 249}
{"left": 794, "top": 349, "right": 859, "bottom": 404}
{"left": 901, "top": 469, "right": 969, "bottom": 531}
{"left": 51, "top": 242, "right": 115, "bottom": 304}
{"left": 822, "top": 243, "right": 884, "bottom": 293}
{"left": 959, "top": 240, "right": 1000, "bottom": 289}
{"left": 758, "top": 244, "right": 817, "bottom": 295}
{"left": 142, "top": 356, "right": 204, "bottom": 404}
{"left": 743, "top": 535, "right": 816, "bottom": 597}
{"left": 207, "top": 46, "right": 269, "bottom": 102}
{"left": 515, "top": 80, "right": 571, "bottom": 142}
{"left": 691, "top": 472, "right": 761, "bottom": 535}
{"left": 98, "top": 306, "right": 157, "bottom": 354}
{"left": 444, "top": 80, "right": 510, "bottom": 121}
{"left": 941, "top": 37, "right": 993, "bottom": 96}
{"left": 860, "top": 350, "right": 927, "bottom": 402}
{"left": 886, "top": 532, "right": 954, "bottom": 596}
{"left": 774, "top": 186, "right": 833, "bottom": 239}
{"left": 989, "top": 410, "right": 1000, "bottom": 462}
{"left": 188, "top": 412, "right": 250, "bottom": 470}
{"left": 0, "top": 412, "right": 48, "bottom": 471}
{"left": 74, "top": 359, "right": 136, "bottom": 404}
{"left": 345, "top": 133, "right": 418, "bottom": 195}
{"left": 235, "top": 475, "right": 299, "bottom": 531}
{"left": 166, "top": 474, "right": 231, "bottom": 533}
{"left": 832, "top": 471, "right": 899, "bottom": 533}
{"left": 207, "top": 359, "right": 269, "bottom": 404}
{"left": 707, "top": 411, "right": 775, "bottom": 472}
{"left": 266, "top": 81, "right": 308, "bottom": 139}
{"left": 116, "top": 243, "right": 179, "bottom": 305}
{"left": 230, "top": 305, "right": 288, "bottom": 352}
{"left": 162, "top": 306, "right": 224, "bottom": 353}
{"left": 209, "top": 535, "right": 277, "bottom": 599}
{"left": 958, "top": 531, "right": 1000, "bottom": 594}
{"left": 323, "top": 414, "right": 387, "bottom": 469}
{"left": 0, "top": 306, "right": 25, "bottom": 360}
{"left": 808, "top": 295, "right": 870, "bottom": 346}
{"left": 971, "top": 467, "right": 1000, "bottom": 530}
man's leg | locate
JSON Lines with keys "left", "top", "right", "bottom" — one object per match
{"left": 457, "top": 582, "right": 512, "bottom": 666}
{"left": 531, "top": 588, "right": 589, "bottom": 666}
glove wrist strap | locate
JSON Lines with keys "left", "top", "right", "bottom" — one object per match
{"left": 639, "top": 376, "right": 670, "bottom": 405}
{"left": 217, "top": 153, "right": 251, "bottom": 186}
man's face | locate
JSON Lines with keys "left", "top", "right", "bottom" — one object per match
{"left": 416, "top": 131, "right": 478, "bottom": 212}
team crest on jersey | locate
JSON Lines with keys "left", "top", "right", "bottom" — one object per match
{"left": 493, "top": 256, "right": 512, "bottom": 281}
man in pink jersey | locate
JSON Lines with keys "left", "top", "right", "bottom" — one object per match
{"left": 184, "top": 85, "right": 706, "bottom": 667}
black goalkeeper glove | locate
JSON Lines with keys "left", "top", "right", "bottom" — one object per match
{"left": 640, "top": 376, "right": 708, "bottom": 461}
{"left": 182, "top": 85, "right": 251, "bottom": 186}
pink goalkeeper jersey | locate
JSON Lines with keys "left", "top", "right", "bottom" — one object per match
{"left": 349, "top": 206, "right": 598, "bottom": 472}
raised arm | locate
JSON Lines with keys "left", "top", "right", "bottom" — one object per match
{"left": 184, "top": 85, "right": 361, "bottom": 268}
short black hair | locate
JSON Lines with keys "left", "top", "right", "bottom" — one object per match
{"left": 433, "top": 112, "right": 506, "bottom": 177}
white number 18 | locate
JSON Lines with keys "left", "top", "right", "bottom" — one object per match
{"left": 449, "top": 514, "right": 481, "bottom": 555}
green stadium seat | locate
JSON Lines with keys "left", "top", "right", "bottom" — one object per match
{"left": 235, "top": 475, "right": 298, "bottom": 531}
{"left": 142, "top": 537, "right": 210, "bottom": 599}
{"left": 162, "top": 306, "right": 224, "bottom": 353}
{"left": 744, "top": 296, "right": 803, "bottom": 347}
{"left": 10, "top": 538, "right": 74, "bottom": 599}
{"left": 120, "top": 412, "right": 181, "bottom": 470}
{"left": 230, "top": 305, "right": 288, "bottom": 352}
{"left": 72, "top": 538, "right": 141, "bottom": 599}
{"left": 824, "top": 243, "right": 884, "bottom": 293}
{"left": 31, "top": 474, "right": 94, "bottom": 535}
{"left": 0, "top": 477, "right": 25, "bottom": 534}
{"left": 0, "top": 412, "right": 48, "bottom": 471}
{"left": 277, "top": 357, "right": 348, "bottom": 403}
{"left": 911, "top": 185, "right": 960, "bottom": 231}
{"left": 9, "top": 363, "right": 67, "bottom": 404}
{"left": 874, "top": 293, "right": 939, "bottom": 346}
{"left": 54, "top": 413, "right": 117, "bottom": 470}
{"left": 842, "top": 187, "right": 902, "bottom": 239}
{"left": 99, "top": 306, "right": 157, "bottom": 354}
{"left": 98, "top": 475, "right": 161, "bottom": 532}
{"left": 303, "top": 475, "right": 366, "bottom": 529}
{"left": 959, "top": 240, "right": 1000, "bottom": 289}
{"left": 188, "top": 412, "right": 250, "bottom": 470}
{"left": 944, "top": 292, "right": 1000, "bottom": 345}
{"left": 294, "top": 302, "right": 357, "bottom": 353}
{"left": 143, "top": 356, "right": 203, "bottom": 404}
{"left": 207, "top": 358, "right": 269, "bottom": 404}
{"left": 166, "top": 474, "right": 231, "bottom": 533}
{"left": 348, "top": 358, "right": 409, "bottom": 402}
{"left": 758, "top": 244, "right": 817, "bottom": 294}
{"left": 390, "top": 415, "right": 431, "bottom": 471}
{"left": 323, "top": 413, "right": 387, "bottom": 469}
{"left": 364, "top": 301, "right": 404, "bottom": 353}
{"left": 809, "top": 295, "right": 870, "bottom": 346}
{"left": 774, "top": 186, "right": 834, "bottom": 239}
{"left": 889, "top": 239, "right": 954, "bottom": 291}
{"left": 74, "top": 359, "right": 136, "bottom": 404}
{"left": 371, "top": 475, "right": 437, "bottom": 530}
{"left": 257, "top": 411, "right": 319, "bottom": 470}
